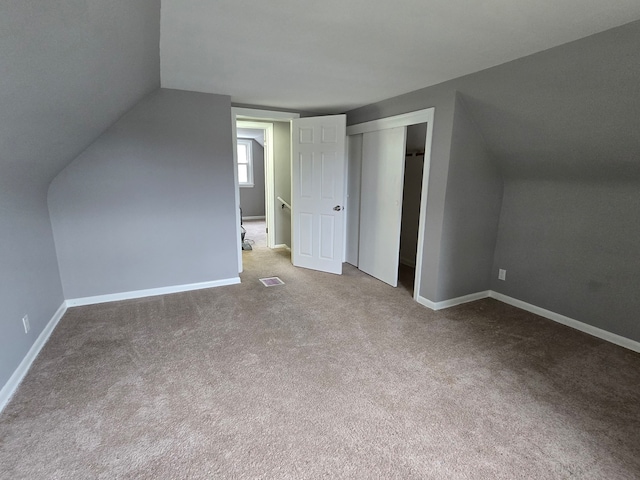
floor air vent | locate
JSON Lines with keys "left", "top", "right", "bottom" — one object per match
{"left": 259, "top": 277, "right": 285, "bottom": 287}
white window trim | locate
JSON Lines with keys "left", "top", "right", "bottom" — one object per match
{"left": 237, "top": 138, "right": 254, "bottom": 187}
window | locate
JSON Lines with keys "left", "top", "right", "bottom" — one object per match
{"left": 237, "top": 138, "right": 253, "bottom": 187}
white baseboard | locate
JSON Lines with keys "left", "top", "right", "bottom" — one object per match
{"left": 242, "top": 216, "right": 265, "bottom": 221}
{"left": 66, "top": 277, "right": 241, "bottom": 307}
{"left": 0, "top": 301, "right": 68, "bottom": 413}
{"left": 416, "top": 289, "right": 640, "bottom": 353}
{"left": 273, "top": 244, "right": 291, "bottom": 251}
{"left": 1, "top": 278, "right": 241, "bottom": 413}
{"left": 489, "top": 292, "right": 640, "bottom": 354}
{"left": 416, "top": 291, "right": 490, "bottom": 310}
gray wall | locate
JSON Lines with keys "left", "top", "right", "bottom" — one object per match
{"left": 439, "top": 95, "right": 503, "bottom": 300}
{"left": 49, "top": 89, "right": 238, "bottom": 299}
{"left": 0, "top": 1, "right": 160, "bottom": 392}
{"left": 348, "top": 21, "right": 640, "bottom": 340}
{"left": 491, "top": 179, "right": 640, "bottom": 341}
{"left": 239, "top": 140, "right": 265, "bottom": 217}
{"left": 273, "top": 122, "right": 292, "bottom": 248}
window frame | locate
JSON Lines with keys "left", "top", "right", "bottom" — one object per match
{"left": 237, "top": 138, "right": 254, "bottom": 188}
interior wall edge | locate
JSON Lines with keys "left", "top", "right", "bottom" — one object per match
{"left": 0, "top": 301, "right": 68, "bottom": 415}
{"left": 489, "top": 291, "right": 640, "bottom": 353}
{"left": 436, "top": 93, "right": 504, "bottom": 301}
{"left": 48, "top": 89, "right": 238, "bottom": 299}
{"left": 66, "top": 277, "right": 241, "bottom": 308}
{"left": 416, "top": 291, "right": 491, "bottom": 311}
{"left": 417, "top": 290, "right": 640, "bottom": 353}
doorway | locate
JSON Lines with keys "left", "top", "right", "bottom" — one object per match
{"left": 231, "top": 108, "right": 300, "bottom": 273}
{"left": 345, "top": 108, "right": 435, "bottom": 301}
{"left": 237, "top": 125, "right": 267, "bottom": 224}
{"left": 235, "top": 120, "right": 273, "bottom": 249}
{"left": 241, "top": 218, "right": 267, "bottom": 249}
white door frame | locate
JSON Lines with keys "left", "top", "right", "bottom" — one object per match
{"left": 346, "top": 108, "right": 435, "bottom": 301}
{"left": 236, "top": 120, "right": 274, "bottom": 242}
{"left": 231, "top": 108, "right": 300, "bottom": 273}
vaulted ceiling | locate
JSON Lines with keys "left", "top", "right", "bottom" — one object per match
{"left": 237, "top": 128, "right": 265, "bottom": 146}
{"left": 160, "top": 0, "right": 640, "bottom": 113}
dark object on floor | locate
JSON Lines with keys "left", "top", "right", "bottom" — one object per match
{"left": 240, "top": 208, "right": 252, "bottom": 250}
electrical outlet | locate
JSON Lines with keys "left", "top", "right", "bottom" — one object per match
{"left": 22, "top": 315, "right": 30, "bottom": 334}
{"left": 498, "top": 269, "right": 506, "bottom": 281}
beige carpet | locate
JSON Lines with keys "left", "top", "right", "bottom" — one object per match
{"left": 242, "top": 219, "right": 267, "bottom": 249}
{"left": 1, "top": 247, "right": 639, "bottom": 479}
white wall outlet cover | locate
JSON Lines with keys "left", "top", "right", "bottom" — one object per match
{"left": 498, "top": 269, "right": 507, "bottom": 281}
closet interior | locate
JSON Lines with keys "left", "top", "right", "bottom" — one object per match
{"left": 346, "top": 122, "right": 427, "bottom": 296}
{"left": 398, "top": 124, "right": 427, "bottom": 294}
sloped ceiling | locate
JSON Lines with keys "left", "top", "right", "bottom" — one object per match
{"left": 237, "top": 128, "right": 265, "bottom": 146}
{"left": 160, "top": 0, "right": 640, "bottom": 113}
{"left": 454, "top": 21, "right": 640, "bottom": 180}
{"left": 1, "top": 0, "right": 161, "bottom": 190}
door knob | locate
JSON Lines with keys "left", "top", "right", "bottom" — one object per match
{"left": 333, "top": 205, "right": 342, "bottom": 211}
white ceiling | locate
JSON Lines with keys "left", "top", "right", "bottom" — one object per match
{"left": 160, "top": 0, "right": 640, "bottom": 113}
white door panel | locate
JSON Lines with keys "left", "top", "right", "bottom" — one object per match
{"left": 358, "top": 127, "right": 407, "bottom": 287}
{"left": 292, "top": 115, "right": 346, "bottom": 274}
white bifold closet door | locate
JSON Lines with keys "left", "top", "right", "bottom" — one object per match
{"left": 358, "top": 126, "right": 407, "bottom": 287}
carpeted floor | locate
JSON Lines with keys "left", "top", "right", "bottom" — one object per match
{"left": 242, "top": 219, "right": 267, "bottom": 249}
{"left": 1, "top": 245, "right": 639, "bottom": 479}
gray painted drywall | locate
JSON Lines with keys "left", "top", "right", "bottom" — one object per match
{"left": 1, "top": 1, "right": 159, "bottom": 393}
{"left": 439, "top": 95, "right": 503, "bottom": 300}
{"left": 49, "top": 89, "right": 238, "bottom": 299}
{"left": 273, "top": 122, "right": 292, "bottom": 248}
{"left": 348, "top": 21, "right": 640, "bottom": 339}
{"left": 239, "top": 140, "right": 266, "bottom": 217}
{"left": 491, "top": 179, "right": 640, "bottom": 342}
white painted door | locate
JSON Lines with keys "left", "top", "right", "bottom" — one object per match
{"left": 291, "top": 115, "right": 346, "bottom": 274}
{"left": 358, "top": 127, "right": 407, "bottom": 286}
